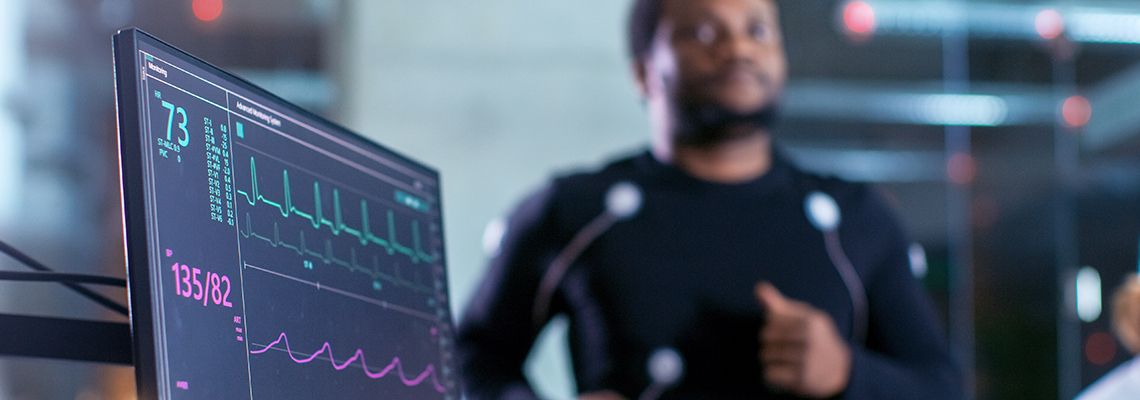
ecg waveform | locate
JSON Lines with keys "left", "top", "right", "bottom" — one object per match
{"left": 236, "top": 156, "right": 437, "bottom": 264}
{"left": 239, "top": 213, "right": 433, "bottom": 294}
{"left": 250, "top": 332, "right": 447, "bottom": 393}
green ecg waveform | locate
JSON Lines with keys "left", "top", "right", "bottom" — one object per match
{"left": 235, "top": 156, "right": 437, "bottom": 264}
{"left": 239, "top": 213, "right": 432, "bottom": 294}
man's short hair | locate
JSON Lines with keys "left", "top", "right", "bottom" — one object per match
{"left": 1113, "top": 275, "right": 1140, "bottom": 355}
{"left": 628, "top": 0, "right": 664, "bottom": 62}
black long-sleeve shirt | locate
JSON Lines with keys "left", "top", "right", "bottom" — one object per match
{"left": 457, "top": 149, "right": 962, "bottom": 399}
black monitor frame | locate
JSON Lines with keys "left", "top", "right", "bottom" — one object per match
{"left": 112, "top": 29, "right": 161, "bottom": 399}
{"left": 113, "top": 28, "right": 451, "bottom": 399}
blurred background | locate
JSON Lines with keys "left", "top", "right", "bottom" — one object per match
{"left": 0, "top": 0, "right": 1137, "bottom": 398}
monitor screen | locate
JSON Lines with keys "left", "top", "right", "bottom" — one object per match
{"left": 113, "top": 29, "right": 458, "bottom": 399}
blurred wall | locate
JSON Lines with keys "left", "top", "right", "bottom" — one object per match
{"left": 339, "top": 1, "right": 651, "bottom": 396}
{"left": 0, "top": 0, "right": 23, "bottom": 395}
{"left": 0, "top": 0, "right": 135, "bottom": 398}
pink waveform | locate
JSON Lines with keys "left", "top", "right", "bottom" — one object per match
{"left": 251, "top": 332, "right": 446, "bottom": 393}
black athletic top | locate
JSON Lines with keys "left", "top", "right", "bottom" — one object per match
{"left": 456, "top": 149, "right": 962, "bottom": 399}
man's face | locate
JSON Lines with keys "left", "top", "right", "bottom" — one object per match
{"left": 638, "top": 0, "right": 787, "bottom": 138}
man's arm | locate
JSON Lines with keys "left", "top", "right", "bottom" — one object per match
{"left": 755, "top": 188, "right": 963, "bottom": 399}
{"left": 842, "top": 191, "right": 964, "bottom": 399}
{"left": 456, "top": 183, "right": 562, "bottom": 399}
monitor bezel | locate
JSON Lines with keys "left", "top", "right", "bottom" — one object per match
{"left": 112, "top": 27, "right": 449, "bottom": 399}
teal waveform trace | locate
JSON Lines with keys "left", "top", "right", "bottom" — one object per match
{"left": 239, "top": 213, "right": 433, "bottom": 295}
{"left": 235, "top": 156, "right": 437, "bottom": 264}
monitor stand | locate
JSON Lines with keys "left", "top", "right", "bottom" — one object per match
{"left": 0, "top": 313, "right": 131, "bottom": 365}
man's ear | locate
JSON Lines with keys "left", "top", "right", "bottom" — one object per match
{"left": 632, "top": 60, "right": 650, "bottom": 99}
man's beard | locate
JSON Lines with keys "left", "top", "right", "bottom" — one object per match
{"left": 671, "top": 97, "right": 782, "bottom": 147}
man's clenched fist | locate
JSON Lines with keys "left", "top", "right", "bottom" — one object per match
{"left": 755, "top": 282, "right": 852, "bottom": 398}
